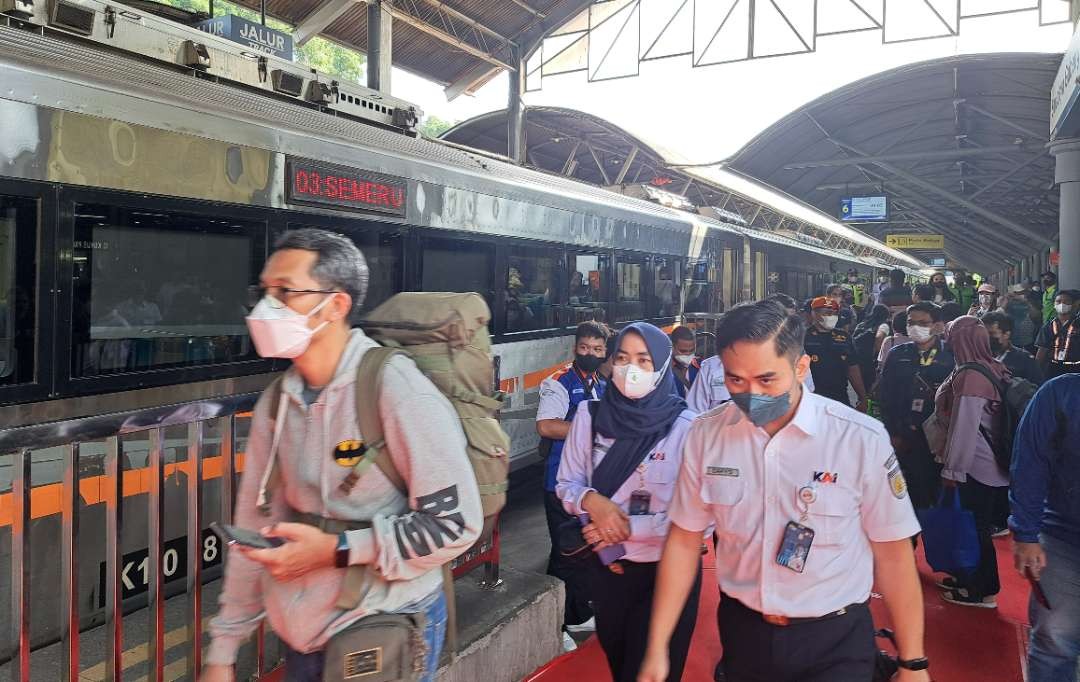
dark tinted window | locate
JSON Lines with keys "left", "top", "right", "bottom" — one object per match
{"left": 0, "top": 195, "right": 37, "bottom": 387}
{"left": 71, "top": 203, "right": 265, "bottom": 377}
{"left": 613, "top": 254, "right": 646, "bottom": 322}
{"left": 421, "top": 238, "right": 494, "bottom": 307}
{"left": 569, "top": 253, "right": 609, "bottom": 325}
{"left": 652, "top": 256, "right": 682, "bottom": 318}
{"left": 505, "top": 249, "right": 564, "bottom": 333}
{"left": 289, "top": 224, "right": 402, "bottom": 314}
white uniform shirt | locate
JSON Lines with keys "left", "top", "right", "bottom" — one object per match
{"left": 556, "top": 402, "right": 697, "bottom": 563}
{"left": 686, "top": 356, "right": 815, "bottom": 414}
{"left": 669, "top": 392, "right": 920, "bottom": 618}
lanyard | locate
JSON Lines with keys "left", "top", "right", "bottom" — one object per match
{"left": 919, "top": 347, "right": 938, "bottom": 366}
{"left": 1052, "top": 318, "right": 1075, "bottom": 360}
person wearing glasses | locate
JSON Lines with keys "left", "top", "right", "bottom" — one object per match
{"left": 203, "top": 229, "right": 482, "bottom": 682}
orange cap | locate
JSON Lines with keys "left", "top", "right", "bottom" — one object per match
{"left": 810, "top": 296, "right": 840, "bottom": 312}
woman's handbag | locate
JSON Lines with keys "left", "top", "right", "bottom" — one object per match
{"left": 322, "top": 612, "right": 427, "bottom": 682}
{"left": 915, "top": 487, "right": 980, "bottom": 575}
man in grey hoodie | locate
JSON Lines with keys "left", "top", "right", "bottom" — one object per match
{"left": 203, "top": 229, "right": 482, "bottom": 682}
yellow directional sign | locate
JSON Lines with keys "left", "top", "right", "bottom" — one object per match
{"left": 885, "top": 234, "right": 944, "bottom": 249}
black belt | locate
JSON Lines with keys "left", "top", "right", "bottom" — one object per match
{"left": 724, "top": 593, "right": 867, "bottom": 627}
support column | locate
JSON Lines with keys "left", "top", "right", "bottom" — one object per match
{"left": 367, "top": 0, "right": 392, "bottom": 93}
{"left": 741, "top": 236, "right": 753, "bottom": 302}
{"left": 507, "top": 44, "right": 526, "bottom": 164}
{"left": 1051, "top": 138, "right": 1080, "bottom": 289}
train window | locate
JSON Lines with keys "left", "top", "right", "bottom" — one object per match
{"left": 505, "top": 248, "right": 565, "bottom": 333}
{"left": 287, "top": 224, "right": 402, "bottom": 314}
{"left": 70, "top": 203, "right": 264, "bottom": 378}
{"left": 613, "top": 254, "right": 646, "bottom": 322}
{"left": 652, "top": 257, "right": 682, "bottom": 318}
{"left": 568, "top": 253, "right": 609, "bottom": 324}
{"left": 0, "top": 195, "right": 37, "bottom": 387}
{"left": 684, "top": 257, "right": 713, "bottom": 314}
{"left": 421, "top": 238, "right": 494, "bottom": 307}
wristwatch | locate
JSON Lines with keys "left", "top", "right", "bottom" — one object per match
{"left": 897, "top": 657, "right": 930, "bottom": 671}
{"left": 334, "top": 532, "right": 350, "bottom": 569}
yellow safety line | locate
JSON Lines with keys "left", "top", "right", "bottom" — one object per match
{"left": 78, "top": 617, "right": 211, "bottom": 682}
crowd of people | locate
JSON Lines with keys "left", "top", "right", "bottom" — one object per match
{"left": 200, "top": 229, "right": 1078, "bottom": 682}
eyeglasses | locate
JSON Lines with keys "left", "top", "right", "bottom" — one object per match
{"left": 256, "top": 287, "right": 338, "bottom": 309}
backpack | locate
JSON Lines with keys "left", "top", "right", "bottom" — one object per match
{"left": 955, "top": 362, "right": 1038, "bottom": 473}
{"left": 852, "top": 322, "right": 880, "bottom": 365}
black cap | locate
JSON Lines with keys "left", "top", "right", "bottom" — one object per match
{"left": 1041, "top": 271, "right": 1057, "bottom": 279}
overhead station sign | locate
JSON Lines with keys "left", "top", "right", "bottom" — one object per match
{"left": 840, "top": 196, "right": 888, "bottom": 222}
{"left": 886, "top": 234, "right": 945, "bottom": 249}
{"left": 1052, "top": 20, "right": 1080, "bottom": 140}
{"left": 197, "top": 14, "right": 294, "bottom": 60}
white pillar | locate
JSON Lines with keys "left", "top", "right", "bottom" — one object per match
{"left": 1050, "top": 139, "right": 1080, "bottom": 289}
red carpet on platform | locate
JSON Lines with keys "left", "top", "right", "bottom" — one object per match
{"left": 525, "top": 537, "right": 1032, "bottom": 682}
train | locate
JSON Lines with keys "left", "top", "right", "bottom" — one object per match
{"left": 0, "top": 0, "right": 915, "bottom": 657}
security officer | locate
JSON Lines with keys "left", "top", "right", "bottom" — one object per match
{"left": 877, "top": 301, "right": 954, "bottom": 509}
{"left": 670, "top": 326, "right": 701, "bottom": 398}
{"left": 803, "top": 296, "right": 867, "bottom": 409}
{"left": 1035, "top": 289, "right": 1080, "bottom": 379}
{"left": 536, "top": 320, "right": 609, "bottom": 644}
{"left": 638, "top": 300, "right": 930, "bottom": 682}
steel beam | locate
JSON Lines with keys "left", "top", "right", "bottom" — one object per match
{"left": 561, "top": 140, "right": 582, "bottom": 175}
{"left": 614, "top": 146, "right": 638, "bottom": 184}
{"left": 294, "top": 0, "right": 355, "bottom": 46}
{"left": 587, "top": 143, "right": 612, "bottom": 185}
{"left": 783, "top": 144, "right": 1036, "bottom": 170}
{"left": 963, "top": 102, "right": 1044, "bottom": 141}
{"left": 387, "top": 2, "right": 515, "bottom": 69}
{"left": 508, "top": 0, "right": 546, "bottom": 18}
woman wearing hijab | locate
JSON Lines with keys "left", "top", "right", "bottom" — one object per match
{"left": 556, "top": 322, "right": 699, "bottom": 681}
{"left": 933, "top": 316, "right": 1010, "bottom": 608}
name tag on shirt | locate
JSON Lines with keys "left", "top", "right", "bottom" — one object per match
{"left": 776, "top": 521, "right": 815, "bottom": 573}
{"left": 707, "top": 466, "right": 739, "bottom": 477}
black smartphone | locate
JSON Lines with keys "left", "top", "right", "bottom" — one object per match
{"left": 1026, "top": 568, "right": 1051, "bottom": 610}
{"left": 209, "top": 521, "right": 284, "bottom": 550}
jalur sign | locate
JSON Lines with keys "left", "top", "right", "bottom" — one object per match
{"left": 197, "top": 14, "right": 293, "bottom": 61}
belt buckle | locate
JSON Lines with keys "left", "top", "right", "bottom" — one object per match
{"left": 762, "top": 614, "right": 790, "bottom": 626}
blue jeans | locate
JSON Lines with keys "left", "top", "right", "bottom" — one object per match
{"left": 1027, "top": 534, "right": 1080, "bottom": 682}
{"left": 285, "top": 588, "right": 448, "bottom": 682}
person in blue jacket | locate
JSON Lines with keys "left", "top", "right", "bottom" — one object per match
{"left": 1010, "top": 374, "right": 1080, "bottom": 682}
{"left": 670, "top": 326, "right": 700, "bottom": 398}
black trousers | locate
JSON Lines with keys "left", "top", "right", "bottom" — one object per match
{"left": 894, "top": 429, "right": 941, "bottom": 511}
{"left": 590, "top": 559, "right": 701, "bottom": 682}
{"left": 543, "top": 490, "right": 593, "bottom": 626}
{"left": 718, "top": 596, "right": 875, "bottom": 682}
{"left": 956, "top": 477, "right": 1002, "bottom": 599}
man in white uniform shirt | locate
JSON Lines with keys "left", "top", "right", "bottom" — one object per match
{"left": 639, "top": 300, "right": 929, "bottom": 682}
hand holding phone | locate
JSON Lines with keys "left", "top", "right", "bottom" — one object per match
{"left": 210, "top": 521, "right": 284, "bottom": 550}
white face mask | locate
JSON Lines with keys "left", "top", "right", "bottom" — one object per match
{"left": 245, "top": 295, "right": 333, "bottom": 358}
{"left": 1056, "top": 303, "right": 1074, "bottom": 316}
{"left": 612, "top": 362, "right": 662, "bottom": 400}
{"left": 908, "top": 325, "right": 933, "bottom": 343}
{"left": 819, "top": 315, "right": 839, "bottom": 330}
{"left": 979, "top": 295, "right": 994, "bottom": 306}
{"left": 674, "top": 354, "right": 696, "bottom": 367}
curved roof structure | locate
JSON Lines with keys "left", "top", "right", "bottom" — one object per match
{"left": 727, "top": 53, "right": 1061, "bottom": 274}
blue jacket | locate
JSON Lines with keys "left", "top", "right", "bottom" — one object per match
{"left": 543, "top": 367, "right": 604, "bottom": 491}
{"left": 1009, "top": 374, "right": 1080, "bottom": 549}
{"left": 673, "top": 358, "right": 700, "bottom": 399}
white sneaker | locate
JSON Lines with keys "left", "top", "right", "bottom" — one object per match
{"left": 561, "top": 631, "right": 578, "bottom": 652}
{"left": 565, "top": 617, "right": 596, "bottom": 633}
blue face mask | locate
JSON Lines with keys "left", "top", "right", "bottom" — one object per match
{"left": 730, "top": 389, "right": 792, "bottom": 427}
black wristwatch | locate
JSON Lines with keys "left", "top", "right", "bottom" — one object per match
{"left": 334, "top": 532, "right": 350, "bottom": 569}
{"left": 897, "top": 657, "right": 929, "bottom": 671}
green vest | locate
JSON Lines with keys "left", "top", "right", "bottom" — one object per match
{"left": 1043, "top": 285, "right": 1058, "bottom": 323}
{"left": 951, "top": 285, "right": 975, "bottom": 311}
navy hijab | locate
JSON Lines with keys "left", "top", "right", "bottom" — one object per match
{"left": 591, "top": 322, "right": 687, "bottom": 498}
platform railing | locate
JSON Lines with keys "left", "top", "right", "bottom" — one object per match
{"left": 1, "top": 387, "right": 502, "bottom": 681}
{"left": 2, "top": 395, "right": 268, "bottom": 681}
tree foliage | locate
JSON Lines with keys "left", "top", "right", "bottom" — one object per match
{"left": 156, "top": 0, "right": 366, "bottom": 83}
{"left": 419, "top": 115, "right": 456, "bottom": 139}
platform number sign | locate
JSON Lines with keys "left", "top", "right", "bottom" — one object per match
{"left": 97, "top": 529, "right": 223, "bottom": 607}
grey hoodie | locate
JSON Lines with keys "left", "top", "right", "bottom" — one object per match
{"left": 207, "top": 330, "right": 482, "bottom": 664}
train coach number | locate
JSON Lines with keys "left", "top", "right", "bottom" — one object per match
{"left": 97, "top": 529, "right": 223, "bottom": 607}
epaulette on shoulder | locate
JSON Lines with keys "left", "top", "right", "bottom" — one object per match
{"left": 823, "top": 400, "right": 887, "bottom": 436}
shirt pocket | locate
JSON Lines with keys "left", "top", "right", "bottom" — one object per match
{"left": 701, "top": 477, "right": 747, "bottom": 541}
{"left": 806, "top": 487, "right": 858, "bottom": 546}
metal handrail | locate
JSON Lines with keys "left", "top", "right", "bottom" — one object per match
{"left": 2, "top": 393, "right": 265, "bottom": 681}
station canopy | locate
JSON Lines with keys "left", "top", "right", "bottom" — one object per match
{"left": 727, "top": 53, "right": 1061, "bottom": 276}
{"left": 443, "top": 106, "right": 924, "bottom": 269}
{"left": 225, "top": 0, "right": 594, "bottom": 97}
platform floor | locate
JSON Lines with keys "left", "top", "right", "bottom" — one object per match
{"left": 524, "top": 533, "right": 1061, "bottom": 682}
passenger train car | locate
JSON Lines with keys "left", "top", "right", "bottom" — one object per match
{"left": 0, "top": 0, "right": 905, "bottom": 654}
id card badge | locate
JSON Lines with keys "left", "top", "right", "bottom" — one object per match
{"left": 910, "top": 398, "right": 925, "bottom": 413}
{"left": 1056, "top": 349, "right": 1067, "bottom": 362}
{"left": 776, "top": 521, "right": 815, "bottom": 573}
{"left": 628, "top": 489, "right": 652, "bottom": 516}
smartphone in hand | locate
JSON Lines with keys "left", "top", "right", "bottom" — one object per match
{"left": 210, "top": 521, "right": 284, "bottom": 550}
{"left": 1026, "top": 568, "right": 1051, "bottom": 610}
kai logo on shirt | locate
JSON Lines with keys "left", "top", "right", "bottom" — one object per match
{"left": 812, "top": 471, "right": 839, "bottom": 484}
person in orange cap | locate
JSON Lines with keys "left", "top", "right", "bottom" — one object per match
{"left": 802, "top": 296, "right": 868, "bottom": 410}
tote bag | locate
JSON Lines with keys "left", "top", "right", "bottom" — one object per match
{"left": 915, "top": 487, "right": 980, "bottom": 575}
